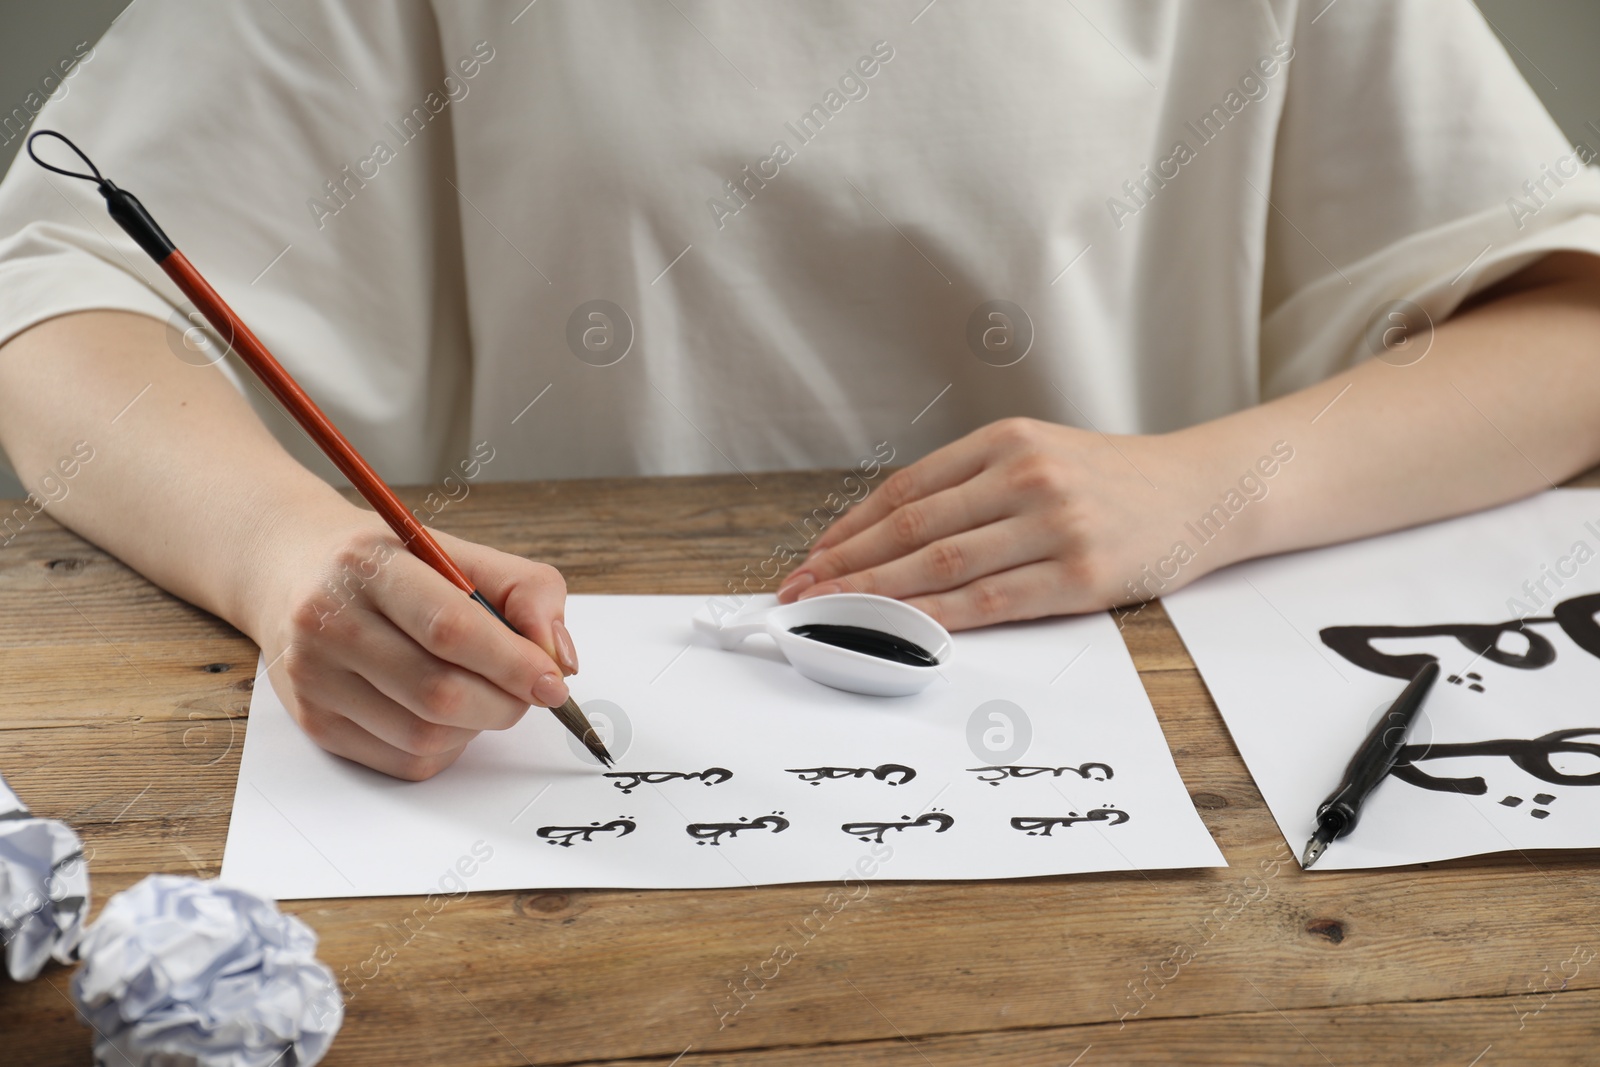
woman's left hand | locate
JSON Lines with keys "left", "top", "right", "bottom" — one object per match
{"left": 775, "top": 417, "right": 1231, "bottom": 630}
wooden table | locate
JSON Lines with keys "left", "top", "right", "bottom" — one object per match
{"left": 4, "top": 471, "right": 1598, "bottom": 1065}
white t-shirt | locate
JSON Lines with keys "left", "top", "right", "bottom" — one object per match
{"left": 1, "top": 0, "right": 1597, "bottom": 486}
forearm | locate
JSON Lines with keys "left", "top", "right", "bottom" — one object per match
{"left": 0, "top": 309, "right": 574, "bottom": 780}
{"left": 0, "top": 310, "right": 358, "bottom": 638}
{"left": 776, "top": 252, "right": 1600, "bottom": 629}
{"left": 1185, "top": 252, "right": 1600, "bottom": 571}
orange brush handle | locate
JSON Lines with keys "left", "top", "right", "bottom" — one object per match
{"left": 21, "top": 128, "right": 616, "bottom": 763}
{"left": 160, "top": 250, "right": 474, "bottom": 595}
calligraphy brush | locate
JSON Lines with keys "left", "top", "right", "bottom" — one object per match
{"left": 27, "top": 130, "right": 613, "bottom": 767}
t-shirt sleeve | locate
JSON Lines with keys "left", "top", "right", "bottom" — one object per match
{"left": 0, "top": 0, "right": 472, "bottom": 485}
{"left": 1259, "top": 0, "right": 1600, "bottom": 397}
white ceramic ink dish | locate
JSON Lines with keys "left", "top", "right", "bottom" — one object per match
{"left": 694, "top": 593, "right": 952, "bottom": 697}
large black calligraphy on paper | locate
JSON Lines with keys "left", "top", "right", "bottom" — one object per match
{"left": 1388, "top": 729, "right": 1600, "bottom": 796}
{"left": 966, "top": 764, "right": 1113, "bottom": 786}
{"left": 1319, "top": 591, "right": 1600, "bottom": 681}
{"left": 686, "top": 813, "right": 790, "bottom": 846}
{"left": 839, "top": 811, "right": 954, "bottom": 844}
{"left": 1010, "top": 809, "right": 1129, "bottom": 836}
{"left": 536, "top": 820, "right": 636, "bottom": 847}
{"left": 785, "top": 764, "right": 917, "bottom": 786}
{"left": 602, "top": 768, "right": 733, "bottom": 794}
{"left": 1321, "top": 591, "right": 1600, "bottom": 803}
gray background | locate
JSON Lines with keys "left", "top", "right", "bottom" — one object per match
{"left": 0, "top": 0, "right": 1595, "bottom": 498}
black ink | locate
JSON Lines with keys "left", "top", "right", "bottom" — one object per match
{"left": 1499, "top": 793, "right": 1559, "bottom": 818}
{"left": 967, "top": 764, "right": 1113, "bottom": 786}
{"left": 1553, "top": 592, "right": 1600, "bottom": 659}
{"left": 785, "top": 763, "right": 917, "bottom": 786}
{"left": 1447, "top": 671, "right": 1485, "bottom": 693}
{"left": 1321, "top": 621, "right": 1555, "bottom": 680}
{"left": 1320, "top": 591, "right": 1600, "bottom": 680}
{"left": 787, "top": 624, "right": 939, "bottom": 667}
{"left": 686, "top": 812, "right": 790, "bottom": 846}
{"left": 1009, "top": 808, "right": 1130, "bottom": 835}
{"left": 536, "top": 819, "right": 636, "bottom": 847}
{"left": 1389, "top": 728, "right": 1600, "bottom": 796}
{"left": 839, "top": 810, "right": 955, "bottom": 844}
{"left": 602, "top": 768, "right": 733, "bottom": 794}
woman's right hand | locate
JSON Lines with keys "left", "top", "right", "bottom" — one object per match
{"left": 245, "top": 504, "right": 577, "bottom": 780}
{"left": 0, "top": 312, "right": 574, "bottom": 784}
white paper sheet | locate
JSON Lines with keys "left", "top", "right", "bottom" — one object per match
{"left": 1164, "top": 489, "right": 1600, "bottom": 870}
{"left": 221, "top": 596, "right": 1224, "bottom": 899}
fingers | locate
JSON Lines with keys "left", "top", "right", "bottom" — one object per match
{"left": 905, "top": 560, "right": 1077, "bottom": 632}
{"left": 781, "top": 470, "right": 1013, "bottom": 600}
{"left": 338, "top": 614, "right": 532, "bottom": 733}
{"left": 804, "top": 431, "right": 997, "bottom": 556}
{"left": 269, "top": 519, "right": 578, "bottom": 780}
{"left": 796, "top": 516, "right": 1049, "bottom": 603}
{"left": 365, "top": 552, "right": 570, "bottom": 708}
{"left": 289, "top": 694, "right": 470, "bottom": 782}
{"left": 274, "top": 646, "right": 477, "bottom": 781}
{"left": 310, "top": 665, "right": 485, "bottom": 757}
{"left": 439, "top": 531, "right": 576, "bottom": 674}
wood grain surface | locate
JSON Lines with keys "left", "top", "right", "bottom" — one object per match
{"left": 2, "top": 470, "right": 1598, "bottom": 1066}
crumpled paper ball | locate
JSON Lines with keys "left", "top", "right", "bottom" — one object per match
{"left": 72, "top": 874, "right": 343, "bottom": 1067}
{"left": 0, "top": 772, "right": 89, "bottom": 980}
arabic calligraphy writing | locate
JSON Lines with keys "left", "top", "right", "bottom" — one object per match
{"left": 1389, "top": 728, "right": 1600, "bottom": 796}
{"left": 1010, "top": 809, "right": 1130, "bottom": 836}
{"left": 686, "top": 813, "right": 791, "bottom": 846}
{"left": 1320, "top": 590, "right": 1600, "bottom": 680}
{"left": 602, "top": 768, "right": 733, "bottom": 794}
{"left": 536, "top": 820, "right": 636, "bottom": 847}
{"left": 785, "top": 764, "right": 917, "bottom": 786}
{"left": 967, "top": 764, "right": 1113, "bottom": 785}
{"left": 839, "top": 811, "right": 954, "bottom": 844}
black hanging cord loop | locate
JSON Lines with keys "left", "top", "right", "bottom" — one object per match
{"left": 25, "top": 129, "right": 177, "bottom": 262}
{"left": 26, "top": 130, "right": 107, "bottom": 188}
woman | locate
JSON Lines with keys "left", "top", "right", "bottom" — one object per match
{"left": 1, "top": 0, "right": 1597, "bottom": 779}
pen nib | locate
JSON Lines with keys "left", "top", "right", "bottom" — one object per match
{"left": 1301, "top": 834, "right": 1328, "bottom": 869}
